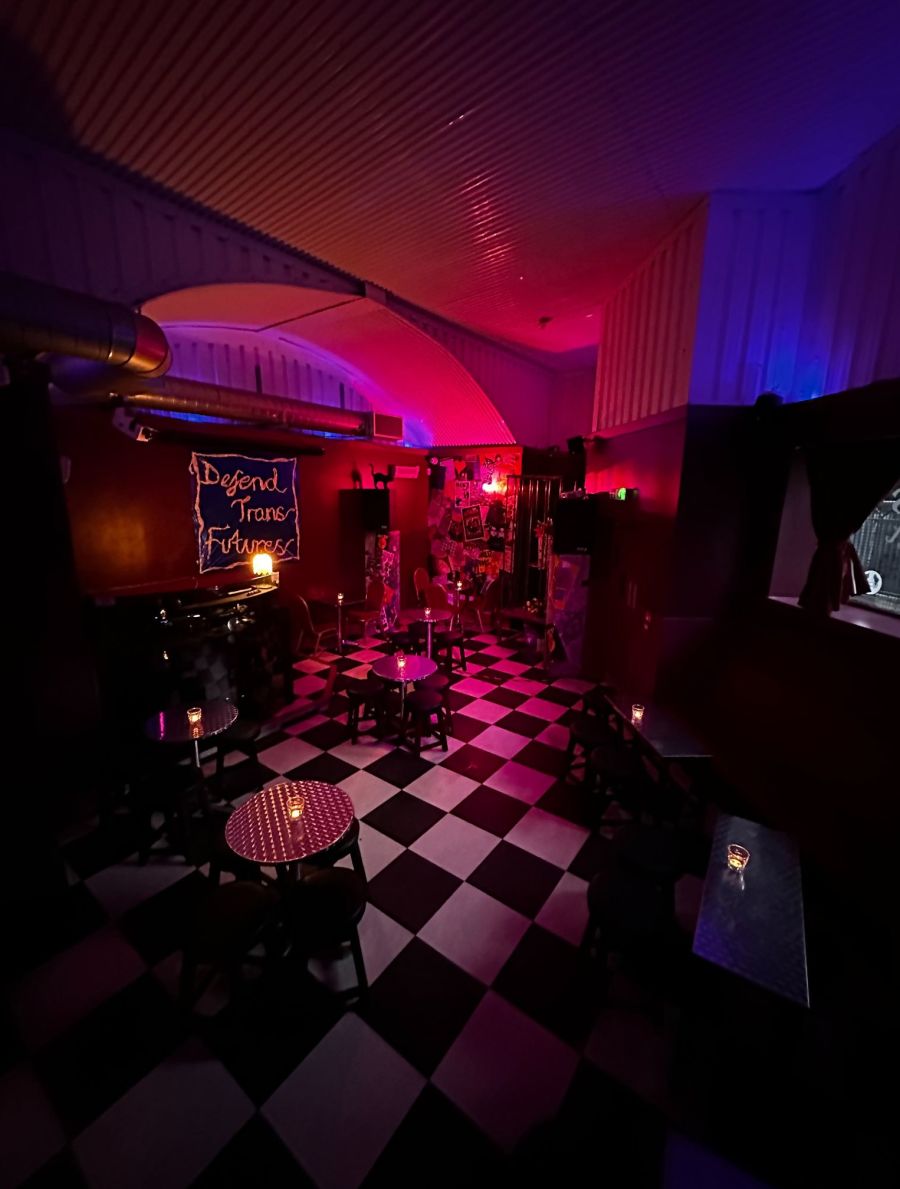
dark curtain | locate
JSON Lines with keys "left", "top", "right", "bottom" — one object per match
{"left": 798, "top": 439, "right": 900, "bottom": 615}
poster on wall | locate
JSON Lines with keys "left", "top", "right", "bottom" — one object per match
{"left": 190, "top": 452, "right": 300, "bottom": 573}
{"left": 462, "top": 505, "right": 485, "bottom": 542}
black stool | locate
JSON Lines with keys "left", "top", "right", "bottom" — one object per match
{"left": 565, "top": 713, "right": 616, "bottom": 779}
{"left": 385, "top": 628, "right": 413, "bottom": 654}
{"left": 179, "top": 880, "right": 279, "bottom": 1007}
{"left": 436, "top": 627, "right": 467, "bottom": 671}
{"left": 284, "top": 869, "right": 368, "bottom": 999}
{"left": 345, "top": 677, "right": 385, "bottom": 742}
{"left": 303, "top": 816, "right": 367, "bottom": 881}
{"left": 403, "top": 688, "right": 450, "bottom": 755}
{"left": 581, "top": 859, "right": 673, "bottom": 1003}
{"left": 418, "top": 670, "right": 452, "bottom": 728}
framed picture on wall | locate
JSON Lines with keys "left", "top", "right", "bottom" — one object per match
{"left": 462, "top": 505, "right": 484, "bottom": 542}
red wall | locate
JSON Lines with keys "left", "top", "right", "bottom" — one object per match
{"left": 55, "top": 407, "right": 430, "bottom": 606}
{"left": 582, "top": 412, "right": 687, "bottom": 694}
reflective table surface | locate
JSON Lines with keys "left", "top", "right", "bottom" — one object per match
{"left": 693, "top": 813, "right": 809, "bottom": 1007}
{"left": 225, "top": 780, "right": 354, "bottom": 865}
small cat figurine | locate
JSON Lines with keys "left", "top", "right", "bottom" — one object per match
{"left": 370, "top": 463, "right": 395, "bottom": 489}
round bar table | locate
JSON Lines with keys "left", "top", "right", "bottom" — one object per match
{"left": 371, "top": 653, "right": 437, "bottom": 724}
{"left": 145, "top": 698, "right": 238, "bottom": 769}
{"left": 225, "top": 779, "right": 355, "bottom": 883}
{"left": 413, "top": 608, "right": 452, "bottom": 656}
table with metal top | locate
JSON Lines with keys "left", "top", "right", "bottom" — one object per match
{"left": 693, "top": 813, "right": 809, "bottom": 1008}
{"left": 605, "top": 693, "right": 711, "bottom": 762}
{"left": 225, "top": 779, "right": 355, "bottom": 882}
{"left": 413, "top": 608, "right": 452, "bottom": 656}
{"left": 370, "top": 652, "right": 438, "bottom": 730}
{"left": 145, "top": 698, "right": 239, "bottom": 768}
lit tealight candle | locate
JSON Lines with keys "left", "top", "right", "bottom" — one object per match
{"left": 726, "top": 844, "right": 750, "bottom": 872}
{"left": 631, "top": 703, "right": 645, "bottom": 726}
{"left": 396, "top": 650, "right": 407, "bottom": 672}
{"left": 187, "top": 706, "right": 203, "bottom": 726}
{"left": 337, "top": 592, "right": 345, "bottom": 604}
{"left": 252, "top": 552, "right": 274, "bottom": 580}
{"left": 286, "top": 791, "right": 305, "bottom": 821}
{"left": 425, "top": 607, "right": 432, "bottom": 618}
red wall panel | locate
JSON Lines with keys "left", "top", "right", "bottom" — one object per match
{"left": 55, "top": 407, "right": 430, "bottom": 605}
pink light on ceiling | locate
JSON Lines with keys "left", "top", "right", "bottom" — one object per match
{"left": 143, "top": 284, "right": 514, "bottom": 447}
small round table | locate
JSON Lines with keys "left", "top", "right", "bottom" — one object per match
{"left": 371, "top": 653, "right": 437, "bottom": 721}
{"left": 145, "top": 698, "right": 238, "bottom": 768}
{"left": 225, "top": 779, "right": 355, "bottom": 882}
{"left": 414, "top": 609, "right": 452, "bottom": 656}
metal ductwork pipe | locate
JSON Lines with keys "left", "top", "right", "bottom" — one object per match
{"left": 0, "top": 271, "right": 170, "bottom": 375}
{"left": 1, "top": 272, "right": 385, "bottom": 439}
{"left": 120, "top": 375, "right": 369, "bottom": 435}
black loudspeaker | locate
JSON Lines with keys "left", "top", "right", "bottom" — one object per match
{"left": 553, "top": 495, "right": 598, "bottom": 554}
{"left": 354, "top": 489, "right": 390, "bottom": 531}
{"left": 566, "top": 435, "right": 587, "bottom": 488}
{"left": 428, "top": 460, "right": 446, "bottom": 490}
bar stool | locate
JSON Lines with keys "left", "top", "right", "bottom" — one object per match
{"left": 345, "top": 676, "right": 386, "bottom": 742}
{"left": 565, "top": 712, "right": 616, "bottom": 779}
{"left": 436, "top": 626, "right": 468, "bottom": 671}
{"left": 179, "top": 880, "right": 279, "bottom": 1008}
{"left": 302, "top": 816, "right": 367, "bottom": 881}
{"left": 418, "top": 669, "right": 452, "bottom": 728}
{"left": 385, "top": 627, "right": 414, "bottom": 654}
{"left": 402, "top": 688, "right": 450, "bottom": 755}
{"left": 581, "top": 857, "right": 673, "bottom": 1001}
{"left": 284, "top": 869, "right": 368, "bottom": 999}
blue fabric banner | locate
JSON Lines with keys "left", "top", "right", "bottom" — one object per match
{"left": 190, "top": 452, "right": 300, "bottom": 573}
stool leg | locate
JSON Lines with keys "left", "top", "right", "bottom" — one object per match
{"left": 413, "top": 716, "right": 422, "bottom": 756}
{"left": 349, "top": 702, "right": 359, "bottom": 743}
{"left": 349, "top": 925, "right": 368, "bottom": 996}
{"left": 458, "top": 640, "right": 467, "bottom": 671}
{"left": 350, "top": 840, "right": 367, "bottom": 882}
{"left": 564, "top": 733, "right": 578, "bottom": 778}
{"left": 436, "top": 710, "right": 449, "bottom": 751}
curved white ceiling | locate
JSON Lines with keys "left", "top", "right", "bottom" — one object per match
{"left": 144, "top": 283, "right": 514, "bottom": 446}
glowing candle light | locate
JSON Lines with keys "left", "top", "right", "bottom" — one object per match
{"left": 187, "top": 707, "right": 203, "bottom": 726}
{"left": 726, "top": 844, "right": 750, "bottom": 872}
{"left": 631, "top": 703, "right": 645, "bottom": 726}
{"left": 252, "top": 552, "right": 274, "bottom": 580}
{"left": 337, "top": 592, "right": 345, "bottom": 604}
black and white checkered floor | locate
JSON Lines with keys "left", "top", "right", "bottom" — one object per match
{"left": 4, "top": 632, "right": 779, "bottom": 1189}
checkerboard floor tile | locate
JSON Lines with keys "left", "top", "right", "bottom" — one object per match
{"left": 11, "top": 630, "right": 806, "bottom": 1187}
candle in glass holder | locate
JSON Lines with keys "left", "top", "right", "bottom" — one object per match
{"left": 726, "top": 844, "right": 750, "bottom": 872}
{"left": 424, "top": 606, "right": 432, "bottom": 618}
{"left": 631, "top": 703, "right": 645, "bottom": 726}
{"left": 337, "top": 591, "right": 344, "bottom": 604}
{"left": 286, "top": 790, "right": 305, "bottom": 821}
{"left": 187, "top": 706, "right": 203, "bottom": 727}
{"left": 252, "top": 552, "right": 274, "bottom": 581}
{"left": 396, "top": 650, "right": 407, "bottom": 673}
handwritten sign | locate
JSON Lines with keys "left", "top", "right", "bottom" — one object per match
{"left": 190, "top": 452, "right": 300, "bottom": 573}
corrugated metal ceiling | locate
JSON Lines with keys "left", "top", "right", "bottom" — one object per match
{"left": 2, "top": 0, "right": 899, "bottom": 352}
